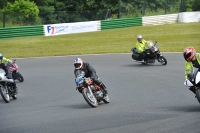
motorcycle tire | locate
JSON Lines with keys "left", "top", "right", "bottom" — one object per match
{"left": 17, "top": 73, "right": 24, "bottom": 82}
{"left": 0, "top": 86, "right": 10, "bottom": 103}
{"left": 82, "top": 88, "right": 98, "bottom": 108}
{"left": 195, "top": 88, "right": 200, "bottom": 103}
{"left": 157, "top": 56, "right": 167, "bottom": 65}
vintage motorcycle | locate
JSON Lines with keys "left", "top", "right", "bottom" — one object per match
{"left": 131, "top": 41, "right": 167, "bottom": 65}
{"left": 0, "top": 68, "right": 18, "bottom": 103}
{"left": 184, "top": 68, "right": 200, "bottom": 103}
{"left": 75, "top": 71, "right": 109, "bottom": 108}
{"left": 6, "top": 59, "right": 24, "bottom": 82}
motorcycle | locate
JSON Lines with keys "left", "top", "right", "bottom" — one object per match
{"left": 75, "top": 71, "right": 109, "bottom": 108}
{"left": 6, "top": 59, "right": 24, "bottom": 82}
{"left": 184, "top": 68, "right": 200, "bottom": 103}
{"left": 131, "top": 41, "right": 167, "bottom": 65}
{"left": 0, "top": 68, "right": 18, "bottom": 103}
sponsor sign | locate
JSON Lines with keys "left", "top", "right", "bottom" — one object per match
{"left": 44, "top": 21, "right": 98, "bottom": 36}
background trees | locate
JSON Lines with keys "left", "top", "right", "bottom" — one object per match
{"left": 2, "top": 0, "right": 39, "bottom": 24}
{"left": 0, "top": 0, "right": 199, "bottom": 26}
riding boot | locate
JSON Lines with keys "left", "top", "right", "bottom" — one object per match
{"left": 13, "top": 81, "right": 18, "bottom": 94}
{"left": 99, "top": 83, "right": 108, "bottom": 95}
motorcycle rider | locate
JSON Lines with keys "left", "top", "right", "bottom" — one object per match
{"left": 135, "top": 35, "right": 148, "bottom": 61}
{"left": 74, "top": 58, "right": 108, "bottom": 95}
{"left": 183, "top": 46, "right": 200, "bottom": 94}
{"left": 0, "top": 53, "right": 13, "bottom": 63}
{"left": 0, "top": 53, "right": 17, "bottom": 91}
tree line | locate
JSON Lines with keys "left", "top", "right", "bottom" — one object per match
{"left": 0, "top": 0, "right": 199, "bottom": 25}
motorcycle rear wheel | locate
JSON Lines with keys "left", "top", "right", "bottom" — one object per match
{"left": 82, "top": 88, "right": 98, "bottom": 108}
{"left": 195, "top": 88, "right": 200, "bottom": 103}
{"left": 0, "top": 86, "right": 10, "bottom": 103}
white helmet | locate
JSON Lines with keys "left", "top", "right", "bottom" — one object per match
{"left": 137, "top": 35, "right": 142, "bottom": 39}
{"left": 137, "top": 35, "right": 143, "bottom": 42}
{"left": 74, "top": 58, "right": 83, "bottom": 69}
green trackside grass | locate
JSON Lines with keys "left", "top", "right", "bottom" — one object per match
{"left": 0, "top": 22, "right": 200, "bottom": 58}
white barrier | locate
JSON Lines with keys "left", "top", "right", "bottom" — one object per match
{"left": 142, "top": 14, "right": 178, "bottom": 26}
{"left": 178, "top": 12, "right": 200, "bottom": 23}
{"left": 44, "top": 21, "right": 100, "bottom": 36}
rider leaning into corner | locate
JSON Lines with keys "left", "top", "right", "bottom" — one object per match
{"left": 73, "top": 58, "right": 108, "bottom": 95}
{"left": 0, "top": 53, "right": 17, "bottom": 90}
{"left": 135, "top": 35, "right": 149, "bottom": 62}
{"left": 183, "top": 46, "right": 200, "bottom": 94}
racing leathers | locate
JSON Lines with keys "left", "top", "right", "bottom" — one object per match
{"left": 185, "top": 53, "right": 200, "bottom": 93}
{"left": 74, "top": 62, "right": 107, "bottom": 94}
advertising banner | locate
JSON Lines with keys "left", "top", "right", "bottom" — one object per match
{"left": 44, "top": 21, "right": 98, "bottom": 36}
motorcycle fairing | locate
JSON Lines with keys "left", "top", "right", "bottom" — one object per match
{"left": 195, "top": 71, "right": 200, "bottom": 85}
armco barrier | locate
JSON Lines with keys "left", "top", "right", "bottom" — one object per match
{"left": 142, "top": 14, "right": 178, "bottom": 26}
{"left": 101, "top": 17, "right": 142, "bottom": 30}
{"left": 0, "top": 25, "right": 44, "bottom": 39}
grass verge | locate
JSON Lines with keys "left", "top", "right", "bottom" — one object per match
{"left": 0, "top": 22, "right": 200, "bottom": 58}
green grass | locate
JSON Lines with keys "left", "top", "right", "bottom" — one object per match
{"left": 0, "top": 22, "right": 200, "bottom": 58}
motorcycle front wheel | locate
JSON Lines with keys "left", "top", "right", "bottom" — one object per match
{"left": 82, "top": 87, "right": 98, "bottom": 108}
{"left": 157, "top": 56, "right": 167, "bottom": 65}
{"left": 16, "top": 72, "right": 24, "bottom": 82}
{"left": 0, "top": 86, "right": 10, "bottom": 103}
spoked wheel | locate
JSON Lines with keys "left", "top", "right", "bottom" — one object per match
{"left": 17, "top": 73, "right": 24, "bottom": 82}
{"left": 82, "top": 88, "right": 98, "bottom": 108}
{"left": 195, "top": 89, "right": 200, "bottom": 103}
{"left": 0, "top": 86, "right": 10, "bottom": 103}
{"left": 102, "top": 94, "right": 110, "bottom": 103}
{"left": 157, "top": 56, "right": 167, "bottom": 65}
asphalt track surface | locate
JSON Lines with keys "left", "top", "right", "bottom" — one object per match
{"left": 0, "top": 53, "right": 200, "bottom": 133}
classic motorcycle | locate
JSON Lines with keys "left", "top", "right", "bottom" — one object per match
{"left": 0, "top": 68, "right": 18, "bottom": 103}
{"left": 184, "top": 68, "right": 200, "bottom": 103}
{"left": 131, "top": 41, "right": 167, "bottom": 65}
{"left": 6, "top": 59, "right": 24, "bottom": 82}
{"left": 75, "top": 71, "right": 109, "bottom": 108}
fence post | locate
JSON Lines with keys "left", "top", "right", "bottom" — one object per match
{"left": 165, "top": 0, "right": 168, "bottom": 14}
{"left": 3, "top": 12, "right": 6, "bottom": 28}
{"left": 105, "top": 9, "right": 111, "bottom": 20}
{"left": 143, "top": 0, "right": 146, "bottom": 16}
{"left": 118, "top": 0, "right": 121, "bottom": 19}
{"left": 58, "top": 11, "right": 60, "bottom": 23}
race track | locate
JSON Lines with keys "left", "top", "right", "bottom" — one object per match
{"left": 0, "top": 53, "right": 200, "bottom": 133}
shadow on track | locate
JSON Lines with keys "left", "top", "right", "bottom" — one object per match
{"left": 122, "top": 64, "right": 166, "bottom": 68}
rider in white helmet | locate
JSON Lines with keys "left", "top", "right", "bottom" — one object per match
{"left": 135, "top": 35, "right": 148, "bottom": 61}
{"left": 74, "top": 58, "right": 108, "bottom": 95}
